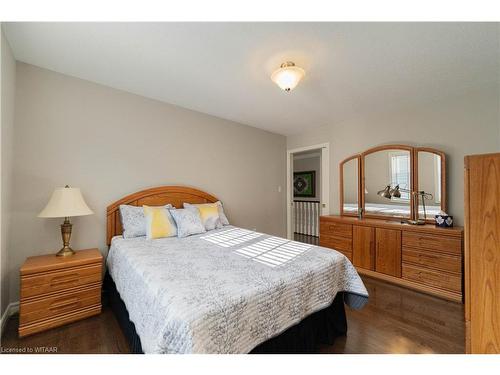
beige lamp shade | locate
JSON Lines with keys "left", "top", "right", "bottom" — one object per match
{"left": 38, "top": 186, "right": 93, "bottom": 218}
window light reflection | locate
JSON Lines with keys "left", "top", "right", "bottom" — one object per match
{"left": 235, "top": 237, "right": 312, "bottom": 268}
{"left": 200, "top": 228, "right": 263, "bottom": 247}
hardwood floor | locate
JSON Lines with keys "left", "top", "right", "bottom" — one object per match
{"left": 1, "top": 307, "right": 130, "bottom": 354}
{"left": 294, "top": 233, "right": 319, "bottom": 245}
{"left": 1, "top": 276, "right": 464, "bottom": 354}
{"left": 321, "top": 276, "right": 465, "bottom": 354}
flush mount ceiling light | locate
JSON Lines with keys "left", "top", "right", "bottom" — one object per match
{"left": 271, "top": 61, "right": 305, "bottom": 92}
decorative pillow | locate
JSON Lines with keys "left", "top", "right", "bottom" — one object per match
{"left": 216, "top": 201, "right": 230, "bottom": 226}
{"left": 184, "top": 203, "right": 222, "bottom": 230}
{"left": 169, "top": 208, "right": 206, "bottom": 238}
{"left": 119, "top": 204, "right": 172, "bottom": 238}
{"left": 143, "top": 206, "right": 177, "bottom": 240}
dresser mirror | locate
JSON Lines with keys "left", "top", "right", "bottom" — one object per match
{"left": 363, "top": 146, "right": 412, "bottom": 219}
{"left": 340, "top": 155, "right": 360, "bottom": 215}
{"left": 416, "top": 148, "right": 445, "bottom": 220}
{"left": 340, "top": 144, "right": 447, "bottom": 223}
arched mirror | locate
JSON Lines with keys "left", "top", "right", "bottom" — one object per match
{"left": 340, "top": 144, "right": 446, "bottom": 223}
{"left": 415, "top": 148, "right": 446, "bottom": 220}
{"left": 362, "top": 145, "right": 413, "bottom": 219}
{"left": 340, "top": 155, "right": 360, "bottom": 216}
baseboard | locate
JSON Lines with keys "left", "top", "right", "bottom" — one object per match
{"left": 1, "top": 301, "right": 19, "bottom": 337}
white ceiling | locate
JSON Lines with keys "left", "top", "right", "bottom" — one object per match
{"left": 4, "top": 22, "right": 498, "bottom": 136}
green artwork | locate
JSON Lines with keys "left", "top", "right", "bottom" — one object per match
{"left": 293, "top": 171, "right": 316, "bottom": 197}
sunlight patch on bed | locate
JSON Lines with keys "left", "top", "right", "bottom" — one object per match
{"left": 234, "top": 237, "right": 312, "bottom": 268}
{"left": 200, "top": 228, "right": 263, "bottom": 247}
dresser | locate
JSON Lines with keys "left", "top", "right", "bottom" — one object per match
{"left": 19, "top": 248, "right": 103, "bottom": 337}
{"left": 320, "top": 215, "right": 464, "bottom": 302}
{"left": 464, "top": 153, "right": 500, "bottom": 353}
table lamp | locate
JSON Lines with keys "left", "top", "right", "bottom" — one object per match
{"left": 376, "top": 184, "right": 433, "bottom": 225}
{"left": 38, "top": 185, "right": 94, "bottom": 257}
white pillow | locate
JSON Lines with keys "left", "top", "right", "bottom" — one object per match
{"left": 169, "top": 208, "right": 206, "bottom": 238}
{"left": 119, "top": 204, "right": 172, "bottom": 238}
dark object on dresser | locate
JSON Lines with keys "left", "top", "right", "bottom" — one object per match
{"left": 435, "top": 214, "right": 454, "bottom": 227}
{"left": 103, "top": 271, "right": 348, "bottom": 354}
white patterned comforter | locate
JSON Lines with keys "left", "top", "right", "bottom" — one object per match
{"left": 107, "top": 226, "right": 368, "bottom": 354}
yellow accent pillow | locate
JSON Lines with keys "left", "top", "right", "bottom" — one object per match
{"left": 184, "top": 203, "right": 222, "bottom": 230}
{"left": 143, "top": 205, "right": 177, "bottom": 239}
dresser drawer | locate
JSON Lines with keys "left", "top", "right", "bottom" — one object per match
{"left": 320, "top": 233, "right": 353, "bottom": 252}
{"left": 320, "top": 221, "right": 352, "bottom": 238}
{"left": 402, "top": 232, "right": 462, "bottom": 255}
{"left": 19, "top": 285, "right": 101, "bottom": 325}
{"left": 21, "top": 264, "right": 102, "bottom": 299}
{"left": 403, "top": 247, "right": 462, "bottom": 274}
{"left": 402, "top": 264, "right": 461, "bottom": 293}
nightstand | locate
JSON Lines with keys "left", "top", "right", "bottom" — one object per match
{"left": 19, "top": 248, "right": 103, "bottom": 337}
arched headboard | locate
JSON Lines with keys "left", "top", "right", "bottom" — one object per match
{"left": 106, "top": 186, "right": 219, "bottom": 246}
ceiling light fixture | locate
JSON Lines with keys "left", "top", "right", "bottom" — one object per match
{"left": 271, "top": 61, "right": 305, "bottom": 92}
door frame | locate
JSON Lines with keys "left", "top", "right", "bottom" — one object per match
{"left": 286, "top": 143, "right": 330, "bottom": 239}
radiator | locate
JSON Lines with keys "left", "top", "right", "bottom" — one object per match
{"left": 294, "top": 200, "right": 320, "bottom": 237}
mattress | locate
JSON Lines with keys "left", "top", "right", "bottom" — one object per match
{"left": 343, "top": 203, "right": 441, "bottom": 217}
{"left": 107, "top": 226, "right": 368, "bottom": 354}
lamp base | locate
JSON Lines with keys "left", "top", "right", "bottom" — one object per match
{"left": 405, "top": 219, "right": 426, "bottom": 226}
{"left": 56, "top": 246, "right": 75, "bottom": 257}
{"left": 56, "top": 217, "right": 75, "bottom": 256}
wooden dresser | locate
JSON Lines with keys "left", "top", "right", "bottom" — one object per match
{"left": 19, "top": 248, "right": 103, "bottom": 337}
{"left": 464, "top": 153, "right": 500, "bottom": 353}
{"left": 320, "top": 215, "right": 464, "bottom": 302}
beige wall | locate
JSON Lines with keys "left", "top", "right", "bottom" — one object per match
{"left": 287, "top": 86, "right": 500, "bottom": 226}
{"left": 8, "top": 63, "right": 286, "bottom": 303}
{"left": 1, "top": 28, "right": 16, "bottom": 316}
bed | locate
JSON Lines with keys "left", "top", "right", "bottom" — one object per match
{"left": 105, "top": 186, "right": 368, "bottom": 354}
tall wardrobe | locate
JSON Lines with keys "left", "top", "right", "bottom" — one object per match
{"left": 464, "top": 152, "right": 500, "bottom": 353}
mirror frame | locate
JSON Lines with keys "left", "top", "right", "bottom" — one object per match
{"left": 414, "top": 147, "right": 447, "bottom": 221}
{"left": 339, "top": 144, "right": 446, "bottom": 223}
{"left": 361, "top": 144, "right": 415, "bottom": 221}
{"left": 339, "top": 154, "right": 361, "bottom": 217}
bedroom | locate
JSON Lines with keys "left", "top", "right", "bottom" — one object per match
{"left": 1, "top": 0, "right": 500, "bottom": 372}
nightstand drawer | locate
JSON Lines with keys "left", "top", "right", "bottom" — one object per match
{"left": 21, "top": 264, "right": 102, "bottom": 299}
{"left": 19, "top": 285, "right": 101, "bottom": 325}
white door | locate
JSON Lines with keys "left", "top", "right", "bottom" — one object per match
{"left": 286, "top": 143, "right": 330, "bottom": 239}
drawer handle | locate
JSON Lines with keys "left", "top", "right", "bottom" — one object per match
{"left": 49, "top": 297, "right": 79, "bottom": 311}
{"left": 50, "top": 274, "right": 80, "bottom": 287}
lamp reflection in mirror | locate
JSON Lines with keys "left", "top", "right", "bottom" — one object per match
{"left": 377, "top": 185, "right": 392, "bottom": 199}
{"left": 38, "top": 185, "right": 94, "bottom": 256}
{"left": 377, "top": 184, "right": 433, "bottom": 225}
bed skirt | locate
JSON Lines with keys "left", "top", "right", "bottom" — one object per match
{"left": 103, "top": 271, "right": 347, "bottom": 354}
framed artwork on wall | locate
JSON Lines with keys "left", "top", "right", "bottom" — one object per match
{"left": 293, "top": 171, "right": 316, "bottom": 197}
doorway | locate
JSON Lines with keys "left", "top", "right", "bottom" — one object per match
{"left": 286, "top": 143, "right": 330, "bottom": 243}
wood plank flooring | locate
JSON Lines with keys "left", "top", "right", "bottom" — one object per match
{"left": 294, "top": 233, "right": 319, "bottom": 245}
{"left": 1, "top": 276, "right": 464, "bottom": 354}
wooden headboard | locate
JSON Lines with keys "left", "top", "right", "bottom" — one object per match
{"left": 106, "top": 186, "right": 218, "bottom": 246}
